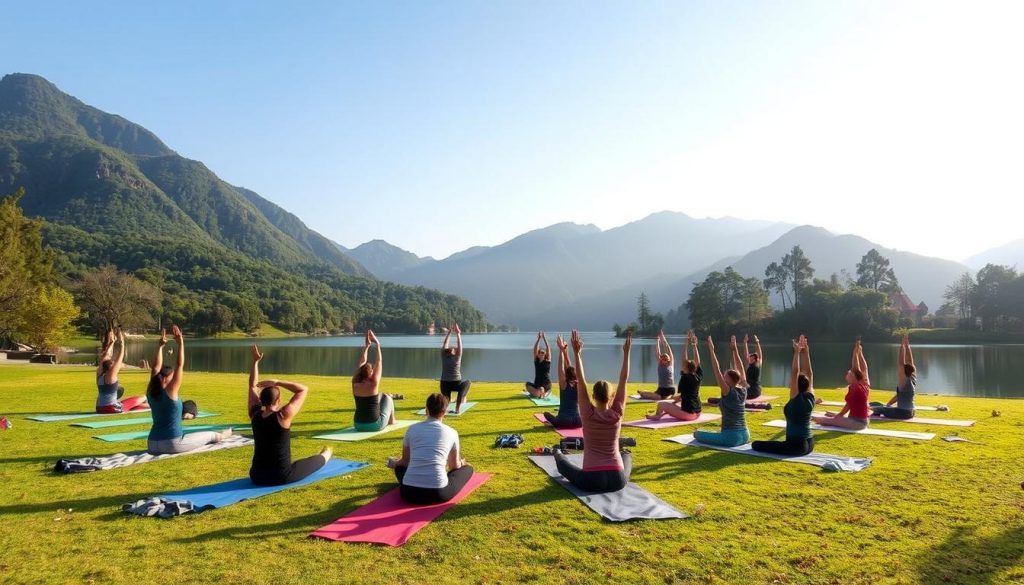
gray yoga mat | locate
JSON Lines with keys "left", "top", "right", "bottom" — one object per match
{"left": 528, "top": 454, "right": 687, "bottom": 522}
{"left": 663, "top": 434, "right": 873, "bottom": 472}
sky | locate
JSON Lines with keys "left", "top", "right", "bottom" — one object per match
{"left": 3, "top": 1, "right": 1023, "bottom": 261}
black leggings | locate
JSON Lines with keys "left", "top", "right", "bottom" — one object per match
{"left": 543, "top": 411, "right": 582, "bottom": 429}
{"left": 554, "top": 451, "right": 632, "bottom": 493}
{"left": 251, "top": 453, "right": 327, "bottom": 486}
{"left": 746, "top": 384, "right": 762, "bottom": 399}
{"left": 870, "top": 403, "right": 914, "bottom": 420}
{"left": 751, "top": 436, "right": 815, "bottom": 456}
{"left": 395, "top": 464, "right": 475, "bottom": 505}
{"left": 440, "top": 380, "right": 472, "bottom": 405}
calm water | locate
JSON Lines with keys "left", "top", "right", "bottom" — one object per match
{"left": 74, "top": 332, "right": 1024, "bottom": 398}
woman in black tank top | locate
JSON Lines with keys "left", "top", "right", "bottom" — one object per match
{"left": 247, "top": 345, "right": 332, "bottom": 485}
{"left": 525, "top": 331, "right": 552, "bottom": 398}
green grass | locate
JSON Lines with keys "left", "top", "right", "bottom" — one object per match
{"left": 1, "top": 364, "right": 1022, "bottom": 585}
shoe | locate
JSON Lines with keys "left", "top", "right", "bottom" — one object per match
{"left": 619, "top": 437, "right": 637, "bottom": 448}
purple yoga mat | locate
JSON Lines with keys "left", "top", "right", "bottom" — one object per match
{"left": 623, "top": 412, "right": 722, "bottom": 429}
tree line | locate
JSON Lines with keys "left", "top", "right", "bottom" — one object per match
{"left": 940, "top": 265, "right": 1024, "bottom": 333}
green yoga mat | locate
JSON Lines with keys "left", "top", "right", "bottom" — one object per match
{"left": 415, "top": 401, "right": 478, "bottom": 416}
{"left": 94, "top": 424, "right": 240, "bottom": 442}
{"left": 72, "top": 412, "right": 217, "bottom": 429}
{"left": 522, "top": 392, "right": 560, "bottom": 407}
{"left": 313, "top": 419, "right": 418, "bottom": 442}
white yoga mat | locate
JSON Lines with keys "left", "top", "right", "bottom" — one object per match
{"left": 819, "top": 400, "right": 949, "bottom": 412}
{"left": 764, "top": 419, "right": 934, "bottom": 440}
{"left": 811, "top": 412, "right": 974, "bottom": 427}
{"left": 663, "top": 434, "right": 873, "bottom": 471}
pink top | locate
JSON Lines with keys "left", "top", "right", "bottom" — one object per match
{"left": 579, "top": 383, "right": 626, "bottom": 472}
{"left": 845, "top": 383, "right": 870, "bottom": 419}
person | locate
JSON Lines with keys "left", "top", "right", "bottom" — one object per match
{"left": 743, "top": 334, "right": 764, "bottom": 400}
{"left": 871, "top": 334, "right": 916, "bottom": 420}
{"left": 693, "top": 336, "right": 750, "bottom": 447}
{"left": 752, "top": 335, "right": 815, "bottom": 456}
{"left": 814, "top": 337, "right": 871, "bottom": 430}
{"left": 247, "top": 344, "right": 331, "bottom": 485}
{"left": 636, "top": 331, "right": 676, "bottom": 401}
{"left": 95, "top": 328, "right": 148, "bottom": 414}
{"left": 525, "top": 331, "right": 553, "bottom": 398}
{"left": 146, "top": 326, "right": 232, "bottom": 455}
{"left": 552, "top": 330, "right": 632, "bottom": 493}
{"left": 646, "top": 330, "right": 702, "bottom": 422}
{"left": 439, "top": 323, "right": 471, "bottom": 413}
{"left": 352, "top": 330, "right": 396, "bottom": 432}
{"left": 389, "top": 393, "right": 474, "bottom": 504}
{"left": 542, "top": 334, "right": 582, "bottom": 429}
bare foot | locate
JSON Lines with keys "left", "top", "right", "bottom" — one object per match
{"left": 320, "top": 446, "right": 333, "bottom": 460}
{"left": 646, "top": 412, "right": 661, "bottom": 421}
{"left": 218, "top": 428, "right": 233, "bottom": 441}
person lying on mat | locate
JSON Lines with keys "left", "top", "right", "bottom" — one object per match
{"left": 542, "top": 334, "right": 582, "bottom": 429}
{"left": 871, "top": 334, "right": 916, "bottom": 420}
{"left": 552, "top": 330, "right": 632, "bottom": 493}
{"left": 96, "top": 328, "right": 148, "bottom": 414}
{"left": 692, "top": 336, "right": 750, "bottom": 447}
{"left": 248, "top": 344, "right": 332, "bottom": 485}
{"left": 352, "top": 329, "right": 396, "bottom": 432}
{"left": 389, "top": 393, "right": 474, "bottom": 504}
{"left": 525, "top": 331, "right": 553, "bottom": 398}
{"left": 743, "top": 333, "right": 764, "bottom": 400}
{"left": 814, "top": 337, "right": 871, "bottom": 430}
{"left": 752, "top": 335, "right": 815, "bottom": 456}
{"left": 440, "top": 323, "right": 471, "bottom": 414}
{"left": 147, "top": 326, "right": 232, "bottom": 455}
{"left": 647, "top": 330, "right": 702, "bottom": 422}
{"left": 636, "top": 330, "right": 676, "bottom": 401}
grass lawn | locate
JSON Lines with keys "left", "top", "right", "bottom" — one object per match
{"left": 1, "top": 364, "right": 1022, "bottom": 585}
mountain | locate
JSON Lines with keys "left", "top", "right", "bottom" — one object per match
{"left": 345, "top": 240, "right": 435, "bottom": 279}
{"left": 965, "top": 239, "right": 1024, "bottom": 270}
{"left": 0, "top": 73, "right": 485, "bottom": 333}
{"left": 373, "top": 213, "right": 793, "bottom": 325}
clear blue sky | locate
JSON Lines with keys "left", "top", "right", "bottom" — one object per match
{"left": 4, "top": 1, "right": 1022, "bottom": 260}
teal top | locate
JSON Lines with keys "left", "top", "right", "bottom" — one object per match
{"left": 148, "top": 388, "right": 182, "bottom": 441}
{"left": 784, "top": 392, "right": 815, "bottom": 440}
{"left": 719, "top": 386, "right": 748, "bottom": 432}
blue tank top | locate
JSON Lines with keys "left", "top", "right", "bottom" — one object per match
{"left": 148, "top": 388, "right": 183, "bottom": 441}
{"left": 557, "top": 382, "right": 580, "bottom": 419}
{"left": 719, "top": 386, "right": 748, "bottom": 432}
{"left": 96, "top": 375, "right": 121, "bottom": 408}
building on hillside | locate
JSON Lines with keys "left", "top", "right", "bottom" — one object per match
{"left": 889, "top": 292, "right": 926, "bottom": 326}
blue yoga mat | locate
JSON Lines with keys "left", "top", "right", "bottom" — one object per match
{"left": 414, "top": 401, "right": 478, "bottom": 416}
{"left": 161, "top": 458, "right": 369, "bottom": 510}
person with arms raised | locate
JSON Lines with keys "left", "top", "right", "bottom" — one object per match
{"left": 352, "top": 330, "right": 396, "bottom": 432}
{"left": 439, "top": 323, "right": 471, "bottom": 414}
{"left": 542, "top": 334, "right": 582, "bottom": 429}
{"left": 636, "top": 331, "right": 676, "bottom": 401}
{"left": 646, "top": 330, "right": 702, "bottom": 422}
{"left": 693, "top": 336, "right": 750, "bottom": 447}
{"left": 752, "top": 335, "right": 815, "bottom": 456}
{"left": 95, "top": 328, "right": 148, "bottom": 414}
{"left": 871, "top": 334, "right": 916, "bottom": 420}
{"left": 525, "top": 331, "right": 553, "bottom": 398}
{"left": 814, "top": 337, "right": 870, "bottom": 430}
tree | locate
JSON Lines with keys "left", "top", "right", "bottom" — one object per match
{"left": 73, "top": 266, "right": 162, "bottom": 334}
{"left": 17, "top": 285, "right": 79, "bottom": 351}
{"left": 856, "top": 249, "right": 901, "bottom": 293}
{"left": 970, "top": 264, "right": 1017, "bottom": 332}
{"left": 763, "top": 261, "right": 791, "bottom": 310}
{"left": 943, "top": 272, "right": 975, "bottom": 320}
{"left": 637, "top": 292, "right": 652, "bottom": 333}
{"left": 0, "top": 189, "right": 58, "bottom": 342}
{"left": 687, "top": 268, "right": 770, "bottom": 334}
{"left": 782, "top": 246, "right": 815, "bottom": 307}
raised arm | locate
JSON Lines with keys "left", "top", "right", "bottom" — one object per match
{"left": 615, "top": 331, "right": 631, "bottom": 407}
{"left": 556, "top": 335, "right": 568, "bottom": 388}
{"left": 454, "top": 323, "right": 463, "bottom": 356}
{"left": 857, "top": 340, "right": 870, "bottom": 386}
{"left": 897, "top": 334, "right": 907, "bottom": 386}
{"left": 108, "top": 329, "right": 127, "bottom": 381}
{"left": 706, "top": 337, "right": 729, "bottom": 394}
{"left": 754, "top": 335, "right": 763, "bottom": 364}
{"left": 442, "top": 327, "right": 452, "bottom": 351}
{"left": 662, "top": 331, "right": 673, "bottom": 363}
{"left": 151, "top": 328, "right": 166, "bottom": 376}
{"left": 358, "top": 330, "right": 371, "bottom": 367}
{"left": 167, "top": 325, "right": 185, "bottom": 397}
{"left": 571, "top": 330, "right": 591, "bottom": 408}
{"left": 541, "top": 332, "right": 550, "bottom": 359}
{"left": 789, "top": 339, "right": 800, "bottom": 398}
{"left": 730, "top": 336, "right": 747, "bottom": 386}
{"left": 690, "top": 332, "right": 701, "bottom": 370}
{"left": 532, "top": 332, "right": 542, "bottom": 358}
{"left": 368, "top": 331, "right": 385, "bottom": 387}
{"left": 904, "top": 334, "right": 915, "bottom": 370}
{"left": 681, "top": 332, "right": 690, "bottom": 365}
{"left": 743, "top": 334, "right": 751, "bottom": 363}
{"left": 271, "top": 379, "right": 309, "bottom": 427}
{"left": 801, "top": 335, "right": 813, "bottom": 388}
{"left": 248, "top": 344, "right": 263, "bottom": 417}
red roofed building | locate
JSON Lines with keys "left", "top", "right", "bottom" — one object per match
{"left": 889, "top": 292, "right": 926, "bottom": 325}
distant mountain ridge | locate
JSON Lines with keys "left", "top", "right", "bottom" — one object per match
{"left": 966, "top": 239, "right": 1024, "bottom": 270}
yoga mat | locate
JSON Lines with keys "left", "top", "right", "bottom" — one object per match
{"left": 313, "top": 420, "right": 417, "bottom": 442}
{"left": 820, "top": 400, "right": 949, "bottom": 412}
{"left": 309, "top": 472, "right": 492, "bottom": 546}
{"left": 72, "top": 412, "right": 217, "bottom": 429}
{"left": 94, "top": 424, "right": 240, "bottom": 442}
{"left": 533, "top": 412, "right": 583, "bottom": 438}
{"left": 623, "top": 412, "right": 722, "bottom": 429}
{"left": 415, "top": 401, "right": 477, "bottom": 416}
{"left": 27, "top": 409, "right": 151, "bottom": 422}
{"left": 663, "top": 434, "right": 873, "bottom": 471}
{"left": 763, "top": 419, "right": 935, "bottom": 440}
{"left": 161, "top": 459, "right": 369, "bottom": 511}
{"left": 811, "top": 412, "right": 975, "bottom": 427}
{"left": 55, "top": 436, "right": 254, "bottom": 473}
{"left": 628, "top": 394, "right": 660, "bottom": 403}
{"left": 528, "top": 454, "right": 687, "bottom": 522}
{"left": 522, "top": 391, "right": 560, "bottom": 406}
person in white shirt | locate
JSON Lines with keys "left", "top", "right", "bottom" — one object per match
{"left": 389, "top": 393, "right": 473, "bottom": 504}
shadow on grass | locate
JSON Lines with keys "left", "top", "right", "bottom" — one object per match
{"left": 916, "top": 524, "right": 1024, "bottom": 585}
{"left": 0, "top": 492, "right": 150, "bottom": 515}
{"left": 434, "top": 485, "right": 559, "bottom": 522}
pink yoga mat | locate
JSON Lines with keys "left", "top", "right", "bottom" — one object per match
{"left": 623, "top": 412, "right": 722, "bottom": 429}
{"left": 532, "top": 413, "right": 584, "bottom": 438}
{"left": 310, "top": 473, "right": 492, "bottom": 546}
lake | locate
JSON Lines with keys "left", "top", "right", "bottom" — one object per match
{"left": 75, "top": 332, "right": 1024, "bottom": 398}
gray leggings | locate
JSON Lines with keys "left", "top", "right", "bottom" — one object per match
{"left": 147, "top": 431, "right": 221, "bottom": 455}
